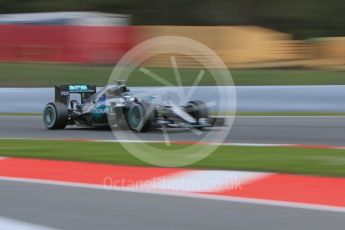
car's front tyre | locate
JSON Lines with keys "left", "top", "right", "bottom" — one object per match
{"left": 43, "top": 102, "right": 68, "bottom": 130}
{"left": 127, "top": 102, "right": 154, "bottom": 132}
{"left": 186, "top": 100, "right": 209, "bottom": 129}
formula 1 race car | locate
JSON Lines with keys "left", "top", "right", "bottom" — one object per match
{"left": 43, "top": 83, "right": 211, "bottom": 132}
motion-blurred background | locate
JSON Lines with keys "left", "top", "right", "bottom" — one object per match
{"left": 0, "top": 0, "right": 344, "bottom": 70}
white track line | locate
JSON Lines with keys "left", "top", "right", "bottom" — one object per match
{"left": 1, "top": 137, "right": 344, "bottom": 149}
{"left": 1, "top": 176, "right": 345, "bottom": 214}
{"left": 0, "top": 216, "right": 59, "bottom": 230}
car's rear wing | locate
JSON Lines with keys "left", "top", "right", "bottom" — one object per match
{"left": 55, "top": 85, "right": 96, "bottom": 105}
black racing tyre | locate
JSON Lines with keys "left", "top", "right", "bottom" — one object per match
{"left": 186, "top": 100, "right": 209, "bottom": 127}
{"left": 127, "top": 102, "right": 154, "bottom": 132}
{"left": 43, "top": 102, "right": 68, "bottom": 129}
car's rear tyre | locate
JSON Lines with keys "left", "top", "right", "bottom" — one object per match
{"left": 43, "top": 102, "right": 68, "bottom": 129}
{"left": 186, "top": 100, "right": 209, "bottom": 128}
{"left": 127, "top": 102, "right": 154, "bottom": 132}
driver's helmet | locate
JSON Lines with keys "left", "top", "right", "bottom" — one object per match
{"left": 106, "top": 84, "right": 129, "bottom": 96}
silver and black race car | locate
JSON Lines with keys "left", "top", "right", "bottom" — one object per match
{"left": 43, "top": 83, "right": 211, "bottom": 132}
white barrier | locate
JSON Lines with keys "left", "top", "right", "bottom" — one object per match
{"left": 1, "top": 86, "right": 345, "bottom": 113}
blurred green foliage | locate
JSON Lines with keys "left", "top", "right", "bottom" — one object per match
{"left": 0, "top": 0, "right": 344, "bottom": 39}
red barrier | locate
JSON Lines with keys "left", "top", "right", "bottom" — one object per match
{"left": 0, "top": 25, "right": 135, "bottom": 63}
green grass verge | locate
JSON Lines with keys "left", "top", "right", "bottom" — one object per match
{"left": 1, "top": 139, "right": 345, "bottom": 177}
{"left": 0, "top": 113, "right": 41, "bottom": 116}
{"left": 0, "top": 63, "right": 344, "bottom": 87}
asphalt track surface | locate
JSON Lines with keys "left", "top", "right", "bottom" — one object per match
{"left": 0, "top": 180, "right": 345, "bottom": 230}
{"left": 0, "top": 115, "right": 345, "bottom": 145}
